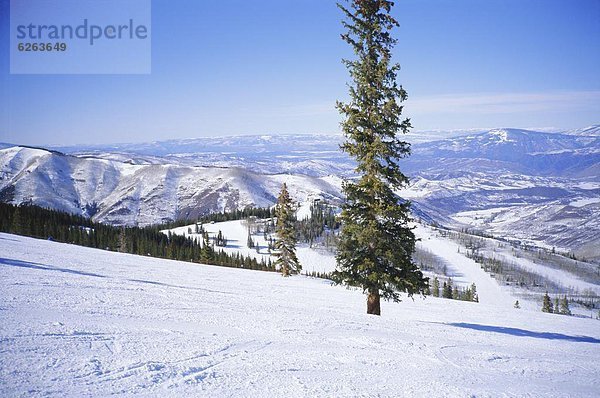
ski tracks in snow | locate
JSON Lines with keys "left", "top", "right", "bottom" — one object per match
{"left": 71, "top": 338, "right": 273, "bottom": 392}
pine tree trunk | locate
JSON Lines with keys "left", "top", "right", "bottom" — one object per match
{"left": 367, "top": 290, "right": 381, "bottom": 316}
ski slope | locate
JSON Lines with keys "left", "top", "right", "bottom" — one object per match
{"left": 167, "top": 219, "right": 599, "bottom": 311}
{"left": 415, "top": 224, "right": 515, "bottom": 308}
{"left": 171, "top": 220, "right": 502, "bottom": 295}
{"left": 1, "top": 233, "right": 599, "bottom": 397}
{"left": 165, "top": 220, "right": 340, "bottom": 275}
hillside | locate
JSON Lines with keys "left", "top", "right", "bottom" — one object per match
{"left": 1, "top": 233, "right": 599, "bottom": 397}
{"left": 165, "top": 218, "right": 599, "bottom": 313}
{"left": 0, "top": 146, "right": 343, "bottom": 226}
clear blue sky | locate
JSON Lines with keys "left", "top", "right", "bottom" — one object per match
{"left": 1, "top": 0, "right": 599, "bottom": 146}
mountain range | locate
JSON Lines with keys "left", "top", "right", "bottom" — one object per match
{"left": 1, "top": 125, "right": 598, "bottom": 260}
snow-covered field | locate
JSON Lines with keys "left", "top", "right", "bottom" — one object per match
{"left": 1, "top": 233, "right": 599, "bottom": 397}
{"left": 165, "top": 219, "right": 339, "bottom": 276}
{"left": 166, "top": 218, "right": 599, "bottom": 315}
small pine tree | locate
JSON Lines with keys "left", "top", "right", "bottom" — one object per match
{"left": 11, "top": 206, "right": 22, "bottom": 234}
{"left": 542, "top": 292, "right": 553, "bottom": 313}
{"left": 554, "top": 297, "right": 560, "bottom": 314}
{"left": 514, "top": 300, "right": 520, "bottom": 309}
{"left": 200, "top": 232, "right": 214, "bottom": 262}
{"left": 442, "top": 280, "right": 453, "bottom": 299}
{"left": 274, "top": 183, "right": 301, "bottom": 276}
{"left": 470, "top": 283, "right": 478, "bottom": 302}
{"left": 118, "top": 227, "right": 128, "bottom": 253}
{"left": 215, "top": 230, "right": 228, "bottom": 247}
{"left": 432, "top": 277, "right": 440, "bottom": 297}
{"left": 559, "top": 296, "right": 571, "bottom": 315}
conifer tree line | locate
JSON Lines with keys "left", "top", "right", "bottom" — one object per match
{"left": 199, "top": 207, "right": 274, "bottom": 224}
{"left": 158, "top": 207, "right": 275, "bottom": 231}
{"left": 428, "top": 277, "right": 479, "bottom": 303}
{"left": 162, "top": 201, "right": 339, "bottom": 253}
{"left": 295, "top": 202, "right": 340, "bottom": 247}
{"left": 0, "top": 203, "right": 276, "bottom": 272}
{"left": 542, "top": 291, "right": 571, "bottom": 315}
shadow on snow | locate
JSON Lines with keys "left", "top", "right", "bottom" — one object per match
{"left": 448, "top": 322, "right": 600, "bottom": 344}
{"left": 0, "top": 257, "right": 106, "bottom": 278}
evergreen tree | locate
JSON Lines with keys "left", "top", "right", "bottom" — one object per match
{"left": 11, "top": 206, "right": 22, "bottom": 234}
{"left": 554, "top": 297, "right": 560, "bottom": 314}
{"left": 432, "top": 277, "right": 440, "bottom": 297}
{"left": 118, "top": 227, "right": 128, "bottom": 253}
{"left": 464, "top": 286, "right": 473, "bottom": 302}
{"left": 452, "top": 286, "right": 459, "bottom": 300}
{"left": 274, "top": 183, "right": 301, "bottom": 276}
{"left": 559, "top": 296, "right": 571, "bottom": 315}
{"left": 470, "top": 283, "right": 478, "bottom": 302}
{"left": 200, "top": 232, "right": 214, "bottom": 262}
{"left": 332, "top": 0, "right": 427, "bottom": 316}
{"left": 542, "top": 292, "right": 553, "bottom": 313}
{"left": 215, "top": 230, "right": 227, "bottom": 247}
{"left": 442, "top": 279, "right": 453, "bottom": 299}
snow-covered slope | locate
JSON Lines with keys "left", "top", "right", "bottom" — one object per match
{"left": 1, "top": 233, "right": 599, "bottom": 397}
{"left": 0, "top": 146, "right": 343, "bottom": 225}
{"left": 397, "top": 128, "right": 600, "bottom": 259}
{"left": 403, "top": 128, "right": 600, "bottom": 177}
{"left": 167, "top": 218, "right": 599, "bottom": 310}
{"left": 52, "top": 134, "right": 356, "bottom": 177}
{"left": 52, "top": 128, "right": 600, "bottom": 178}
{"left": 565, "top": 125, "right": 600, "bottom": 137}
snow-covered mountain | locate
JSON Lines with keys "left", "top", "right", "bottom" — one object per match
{"left": 51, "top": 134, "right": 355, "bottom": 177}
{"left": 1, "top": 127, "right": 598, "bottom": 259}
{"left": 0, "top": 146, "right": 343, "bottom": 226}
{"left": 403, "top": 128, "right": 600, "bottom": 177}
{"left": 564, "top": 124, "right": 600, "bottom": 137}
{"left": 397, "top": 128, "right": 600, "bottom": 258}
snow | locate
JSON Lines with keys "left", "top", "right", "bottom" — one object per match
{"left": 575, "top": 182, "right": 600, "bottom": 190}
{"left": 296, "top": 201, "right": 313, "bottom": 220}
{"left": 166, "top": 220, "right": 273, "bottom": 263}
{"left": 296, "top": 246, "right": 337, "bottom": 274}
{"left": 2, "top": 233, "right": 599, "bottom": 397}
{"left": 570, "top": 198, "right": 600, "bottom": 208}
{"left": 415, "top": 225, "right": 515, "bottom": 308}
{"left": 451, "top": 207, "right": 516, "bottom": 227}
{"left": 492, "top": 251, "right": 600, "bottom": 294}
{"left": 164, "top": 210, "right": 341, "bottom": 276}
{"left": 488, "top": 129, "right": 516, "bottom": 143}
{"left": 167, "top": 218, "right": 600, "bottom": 308}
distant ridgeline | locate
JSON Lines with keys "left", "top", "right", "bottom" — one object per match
{"left": 0, "top": 203, "right": 276, "bottom": 272}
